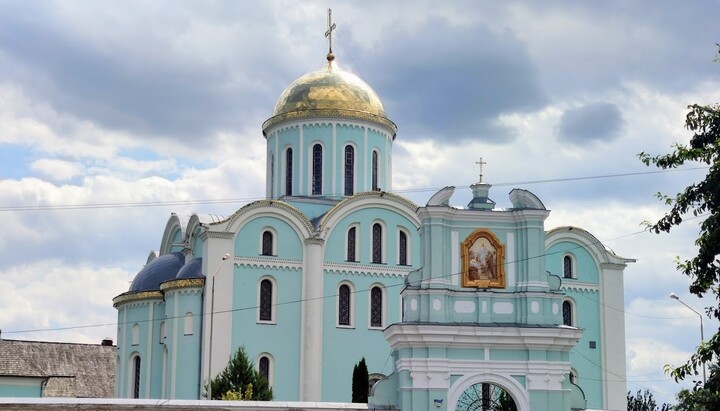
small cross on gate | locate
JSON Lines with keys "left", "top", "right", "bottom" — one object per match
{"left": 475, "top": 158, "right": 487, "bottom": 183}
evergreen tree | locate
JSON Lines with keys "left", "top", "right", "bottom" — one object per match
{"left": 208, "top": 346, "right": 273, "bottom": 400}
{"left": 351, "top": 357, "right": 369, "bottom": 403}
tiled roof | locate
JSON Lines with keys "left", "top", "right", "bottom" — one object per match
{"left": 0, "top": 339, "right": 115, "bottom": 398}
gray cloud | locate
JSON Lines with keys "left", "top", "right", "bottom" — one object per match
{"left": 557, "top": 102, "right": 624, "bottom": 144}
{"left": 349, "top": 16, "right": 549, "bottom": 143}
{"left": 0, "top": 2, "right": 291, "bottom": 146}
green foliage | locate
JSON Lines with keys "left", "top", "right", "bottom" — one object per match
{"left": 221, "top": 384, "right": 253, "bottom": 400}
{"left": 351, "top": 357, "right": 369, "bottom": 403}
{"left": 627, "top": 389, "right": 672, "bottom": 411}
{"left": 674, "top": 363, "right": 720, "bottom": 410}
{"left": 208, "top": 346, "right": 272, "bottom": 401}
{"left": 638, "top": 45, "right": 720, "bottom": 393}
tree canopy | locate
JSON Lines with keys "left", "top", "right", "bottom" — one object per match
{"left": 638, "top": 45, "right": 720, "bottom": 398}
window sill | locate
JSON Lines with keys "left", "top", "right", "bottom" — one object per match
{"left": 257, "top": 320, "right": 276, "bottom": 325}
{"left": 368, "top": 326, "right": 384, "bottom": 331}
{"left": 336, "top": 325, "right": 355, "bottom": 329}
{"left": 260, "top": 254, "right": 278, "bottom": 257}
{"left": 183, "top": 333, "right": 193, "bottom": 336}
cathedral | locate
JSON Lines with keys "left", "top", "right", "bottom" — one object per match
{"left": 113, "top": 14, "right": 633, "bottom": 411}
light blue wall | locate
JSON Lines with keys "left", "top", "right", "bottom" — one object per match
{"left": 165, "top": 288, "right": 204, "bottom": 399}
{"left": 546, "top": 240, "right": 603, "bottom": 409}
{"left": 235, "top": 217, "right": 304, "bottom": 260}
{"left": 231, "top": 265, "right": 303, "bottom": 400}
{"left": 321, "top": 273, "right": 399, "bottom": 402}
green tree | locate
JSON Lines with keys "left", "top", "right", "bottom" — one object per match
{"left": 627, "top": 389, "right": 672, "bottom": 411}
{"left": 638, "top": 45, "right": 720, "bottom": 396}
{"left": 208, "top": 346, "right": 272, "bottom": 400}
{"left": 674, "top": 363, "right": 720, "bottom": 410}
{"left": 351, "top": 357, "right": 369, "bottom": 403}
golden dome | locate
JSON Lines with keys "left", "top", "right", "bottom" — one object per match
{"left": 262, "top": 59, "right": 396, "bottom": 137}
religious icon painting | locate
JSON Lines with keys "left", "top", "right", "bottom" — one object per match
{"left": 461, "top": 228, "right": 506, "bottom": 288}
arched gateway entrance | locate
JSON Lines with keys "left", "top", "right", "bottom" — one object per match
{"left": 456, "top": 383, "right": 517, "bottom": 411}
{"left": 448, "top": 374, "right": 530, "bottom": 411}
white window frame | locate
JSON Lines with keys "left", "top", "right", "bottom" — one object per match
{"left": 308, "top": 142, "right": 325, "bottom": 196}
{"left": 256, "top": 353, "right": 275, "bottom": 387}
{"left": 183, "top": 313, "right": 193, "bottom": 336}
{"left": 562, "top": 253, "right": 577, "bottom": 279}
{"left": 397, "top": 227, "right": 411, "bottom": 266}
{"left": 343, "top": 143, "right": 357, "bottom": 196}
{"left": 257, "top": 276, "right": 277, "bottom": 324}
{"left": 368, "top": 284, "right": 386, "bottom": 330}
{"left": 345, "top": 224, "right": 360, "bottom": 262}
{"left": 336, "top": 281, "right": 355, "bottom": 328}
{"left": 562, "top": 298, "right": 577, "bottom": 326}
{"left": 259, "top": 227, "right": 278, "bottom": 257}
{"left": 370, "top": 220, "right": 387, "bottom": 264}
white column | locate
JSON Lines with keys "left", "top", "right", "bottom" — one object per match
{"left": 299, "top": 238, "right": 324, "bottom": 401}
{"left": 600, "top": 264, "right": 627, "bottom": 411}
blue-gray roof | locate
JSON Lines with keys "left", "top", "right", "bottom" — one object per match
{"left": 175, "top": 257, "right": 204, "bottom": 279}
{"left": 128, "top": 252, "right": 185, "bottom": 292}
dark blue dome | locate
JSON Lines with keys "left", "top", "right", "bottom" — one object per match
{"left": 175, "top": 257, "right": 204, "bottom": 279}
{"left": 129, "top": 252, "right": 185, "bottom": 292}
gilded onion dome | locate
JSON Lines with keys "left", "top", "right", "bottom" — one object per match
{"left": 262, "top": 56, "right": 397, "bottom": 137}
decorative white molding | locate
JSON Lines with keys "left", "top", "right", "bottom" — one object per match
{"left": 493, "top": 302, "right": 514, "bottom": 314}
{"left": 235, "top": 257, "right": 303, "bottom": 272}
{"left": 454, "top": 301, "right": 475, "bottom": 314}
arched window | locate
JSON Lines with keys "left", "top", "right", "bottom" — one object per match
{"left": 159, "top": 322, "right": 165, "bottom": 344}
{"left": 258, "top": 355, "right": 272, "bottom": 385}
{"left": 347, "top": 226, "right": 357, "bottom": 262}
{"left": 370, "top": 286, "right": 384, "bottom": 328}
{"left": 270, "top": 154, "right": 275, "bottom": 198}
{"left": 131, "top": 324, "right": 140, "bottom": 346}
{"left": 372, "top": 223, "right": 383, "bottom": 264}
{"left": 132, "top": 355, "right": 141, "bottom": 398}
{"left": 371, "top": 150, "right": 379, "bottom": 191}
{"left": 563, "top": 300, "right": 573, "bottom": 326}
{"left": 285, "top": 147, "right": 293, "bottom": 196}
{"left": 312, "top": 144, "right": 322, "bottom": 195}
{"left": 398, "top": 230, "right": 408, "bottom": 265}
{"left": 344, "top": 145, "right": 354, "bottom": 196}
{"left": 259, "top": 279, "right": 274, "bottom": 322}
{"left": 183, "top": 313, "right": 193, "bottom": 335}
{"left": 261, "top": 230, "right": 274, "bottom": 256}
{"left": 563, "top": 255, "right": 573, "bottom": 278}
{"left": 338, "top": 283, "right": 352, "bottom": 326}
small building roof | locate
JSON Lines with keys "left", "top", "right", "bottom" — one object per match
{"left": 0, "top": 338, "right": 115, "bottom": 398}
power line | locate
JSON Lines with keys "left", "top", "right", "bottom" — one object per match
{"left": 0, "top": 166, "right": 708, "bottom": 212}
{"left": 3, "top": 223, "right": 660, "bottom": 335}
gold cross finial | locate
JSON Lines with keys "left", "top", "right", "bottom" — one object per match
{"left": 475, "top": 158, "right": 487, "bottom": 183}
{"left": 325, "top": 8, "right": 337, "bottom": 61}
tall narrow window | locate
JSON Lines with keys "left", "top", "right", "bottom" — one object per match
{"left": 183, "top": 313, "right": 193, "bottom": 335}
{"left": 262, "top": 231, "right": 273, "bottom": 256}
{"left": 259, "top": 279, "right": 273, "bottom": 322}
{"left": 312, "top": 144, "right": 322, "bottom": 195}
{"left": 347, "top": 227, "right": 357, "bottom": 262}
{"left": 563, "top": 255, "right": 573, "bottom": 278}
{"left": 372, "top": 150, "right": 379, "bottom": 191}
{"left": 132, "top": 356, "right": 141, "bottom": 398}
{"left": 370, "top": 286, "right": 383, "bottom": 328}
{"left": 344, "top": 145, "right": 354, "bottom": 196}
{"left": 259, "top": 356, "right": 270, "bottom": 382}
{"left": 285, "top": 148, "right": 293, "bottom": 196}
{"left": 563, "top": 301, "right": 573, "bottom": 326}
{"left": 338, "top": 284, "right": 351, "bottom": 326}
{"left": 270, "top": 154, "right": 275, "bottom": 198}
{"left": 399, "top": 231, "right": 408, "bottom": 265}
{"left": 372, "top": 223, "right": 383, "bottom": 264}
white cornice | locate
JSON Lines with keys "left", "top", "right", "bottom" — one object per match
{"left": 235, "top": 257, "right": 303, "bottom": 271}
{"left": 325, "top": 262, "right": 411, "bottom": 278}
{"left": 384, "top": 323, "right": 582, "bottom": 351}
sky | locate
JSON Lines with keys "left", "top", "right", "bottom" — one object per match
{"left": 0, "top": 0, "right": 718, "bottom": 404}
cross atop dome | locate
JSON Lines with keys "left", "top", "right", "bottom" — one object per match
{"left": 325, "top": 8, "right": 336, "bottom": 62}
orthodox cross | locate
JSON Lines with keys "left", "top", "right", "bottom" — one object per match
{"left": 325, "top": 8, "right": 336, "bottom": 55}
{"left": 475, "top": 158, "right": 487, "bottom": 183}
